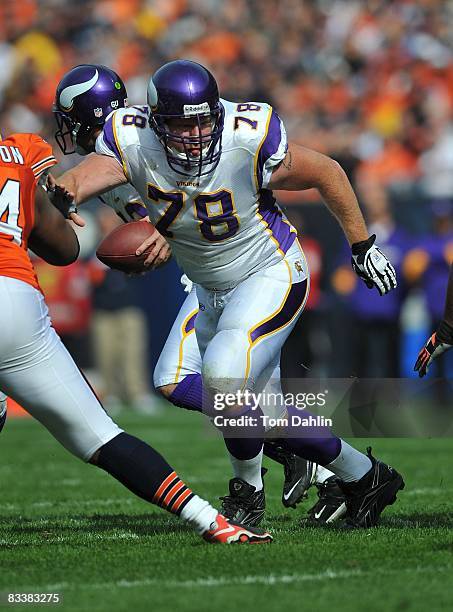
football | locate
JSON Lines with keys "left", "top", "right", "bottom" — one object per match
{"left": 96, "top": 220, "right": 156, "bottom": 273}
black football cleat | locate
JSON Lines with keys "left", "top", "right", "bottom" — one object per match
{"left": 338, "top": 447, "right": 405, "bottom": 528}
{"left": 307, "top": 476, "right": 347, "bottom": 524}
{"left": 220, "top": 469, "right": 266, "bottom": 527}
{"left": 263, "top": 440, "right": 317, "bottom": 508}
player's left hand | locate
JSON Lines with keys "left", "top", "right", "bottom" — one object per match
{"left": 351, "top": 234, "right": 397, "bottom": 295}
{"left": 414, "top": 326, "right": 453, "bottom": 377}
{"left": 136, "top": 227, "right": 171, "bottom": 269}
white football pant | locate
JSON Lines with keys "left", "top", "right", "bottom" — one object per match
{"left": 0, "top": 276, "right": 122, "bottom": 460}
{"left": 154, "top": 241, "right": 309, "bottom": 425}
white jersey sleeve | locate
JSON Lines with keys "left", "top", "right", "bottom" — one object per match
{"left": 95, "top": 107, "right": 149, "bottom": 180}
{"left": 95, "top": 114, "right": 121, "bottom": 161}
{"left": 95, "top": 111, "right": 149, "bottom": 222}
{"left": 228, "top": 101, "right": 288, "bottom": 189}
{"left": 260, "top": 111, "right": 288, "bottom": 188}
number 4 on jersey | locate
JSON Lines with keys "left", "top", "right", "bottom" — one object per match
{"left": 0, "top": 178, "right": 22, "bottom": 244}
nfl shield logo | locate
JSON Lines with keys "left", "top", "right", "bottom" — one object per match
{"left": 94, "top": 107, "right": 103, "bottom": 118}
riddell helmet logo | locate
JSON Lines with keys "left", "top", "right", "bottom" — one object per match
{"left": 183, "top": 102, "right": 210, "bottom": 117}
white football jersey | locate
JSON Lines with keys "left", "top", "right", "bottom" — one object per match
{"left": 98, "top": 183, "right": 148, "bottom": 222}
{"left": 96, "top": 100, "right": 297, "bottom": 289}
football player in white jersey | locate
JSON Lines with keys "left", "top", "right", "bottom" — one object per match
{"left": 56, "top": 60, "right": 404, "bottom": 528}
{"left": 53, "top": 64, "right": 321, "bottom": 520}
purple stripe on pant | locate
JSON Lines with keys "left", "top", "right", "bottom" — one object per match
{"left": 250, "top": 279, "right": 307, "bottom": 344}
{"left": 184, "top": 311, "right": 198, "bottom": 334}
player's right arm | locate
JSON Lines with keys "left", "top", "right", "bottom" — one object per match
{"left": 57, "top": 107, "right": 132, "bottom": 206}
{"left": 28, "top": 187, "right": 80, "bottom": 266}
{"left": 57, "top": 153, "right": 128, "bottom": 206}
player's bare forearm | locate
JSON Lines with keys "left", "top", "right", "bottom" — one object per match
{"left": 29, "top": 187, "right": 80, "bottom": 265}
{"left": 269, "top": 143, "right": 368, "bottom": 245}
{"left": 58, "top": 154, "right": 128, "bottom": 204}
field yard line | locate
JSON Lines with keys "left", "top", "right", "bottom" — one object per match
{"left": 404, "top": 488, "right": 448, "bottom": 496}
{"left": 41, "top": 565, "right": 452, "bottom": 592}
{"left": 0, "top": 487, "right": 448, "bottom": 511}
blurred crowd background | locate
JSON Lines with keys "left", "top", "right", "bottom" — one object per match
{"left": 1, "top": 0, "right": 452, "bottom": 408}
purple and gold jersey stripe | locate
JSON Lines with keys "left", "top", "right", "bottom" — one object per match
{"left": 255, "top": 110, "right": 284, "bottom": 189}
{"left": 102, "top": 114, "right": 122, "bottom": 163}
{"left": 153, "top": 470, "right": 195, "bottom": 516}
{"left": 102, "top": 112, "right": 130, "bottom": 179}
{"left": 257, "top": 190, "right": 296, "bottom": 255}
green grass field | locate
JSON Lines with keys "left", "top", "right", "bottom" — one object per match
{"left": 1, "top": 406, "right": 453, "bottom": 612}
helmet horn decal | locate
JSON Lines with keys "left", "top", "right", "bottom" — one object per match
{"left": 147, "top": 78, "right": 158, "bottom": 110}
{"left": 59, "top": 70, "right": 99, "bottom": 110}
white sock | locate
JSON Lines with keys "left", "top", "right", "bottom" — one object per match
{"left": 326, "top": 441, "right": 372, "bottom": 483}
{"left": 315, "top": 465, "right": 336, "bottom": 485}
{"left": 228, "top": 448, "right": 264, "bottom": 491}
{"left": 179, "top": 495, "right": 218, "bottom": 534}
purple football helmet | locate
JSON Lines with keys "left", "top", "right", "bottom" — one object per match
{"left": 54, "top": 64, "right": 128, "bottom": 155}
{"left": 147, "top": 60, "right": 224, "bottom": 177}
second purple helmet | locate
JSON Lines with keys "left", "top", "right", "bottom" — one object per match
{"left": 147, "top": 60, "right": 224, "bottom": 177}
{"left": 54, "top": 64, "right": 128, "bottom": 155}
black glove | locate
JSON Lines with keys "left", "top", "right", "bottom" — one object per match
{"left": 47, "top": 182, "right": 78, "bottom": 219}
{"left": 414, "top": 320, "right": 453, "bottom": 377}
{"left": 351, "top": 234, "right": 397, "bottom": 296}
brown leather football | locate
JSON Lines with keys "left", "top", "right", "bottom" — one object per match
{"left": 96, "top": 220, "right": 156, "bottom": 273}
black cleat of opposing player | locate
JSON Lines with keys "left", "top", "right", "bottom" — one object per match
{"left": 338, "top": 447, "right": 405, "bottom": 528}
{"left": 263, "top": 440, "right": 317, "bottom": 508}
{"left": 220, "top": 469, "right": 266, "bottom": 527}
{"left": 307, "top": 476, "right": 347, "bottom": 524}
